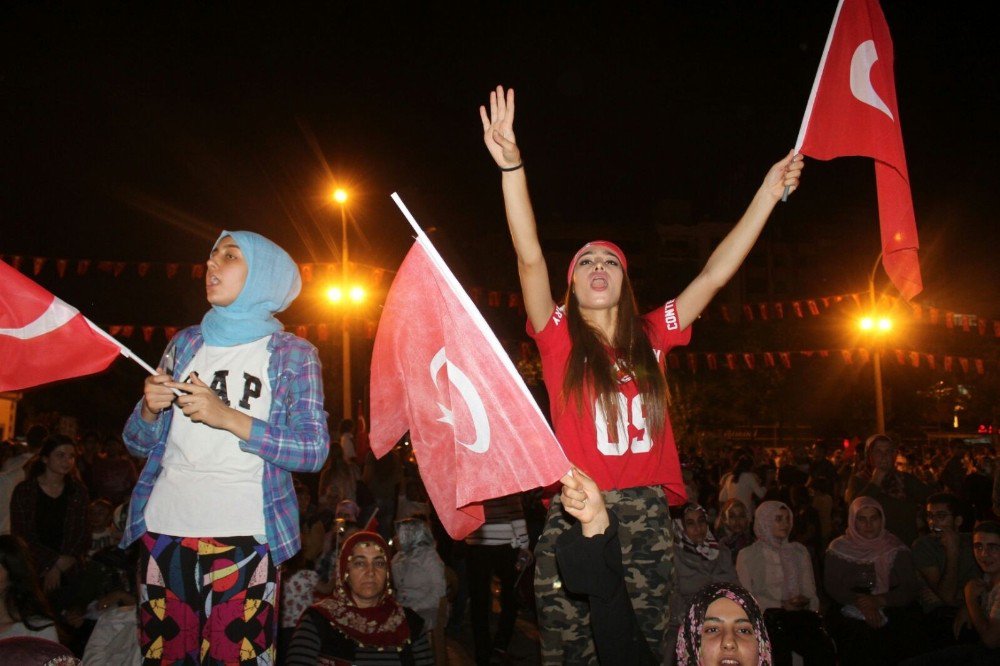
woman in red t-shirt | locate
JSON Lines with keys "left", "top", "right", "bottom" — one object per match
{"left": 480, "top": 85, "right": 804, "bottom": 664}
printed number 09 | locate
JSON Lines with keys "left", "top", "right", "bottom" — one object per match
{"left": 594, "top": 394, "right": 651, "bottom": 456}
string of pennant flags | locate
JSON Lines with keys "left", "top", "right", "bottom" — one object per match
{"left": 100, "top": 318, "right": 993, "bottom": 377}
{"left": 4, "top": 253, "right": 999, "bottom": 338}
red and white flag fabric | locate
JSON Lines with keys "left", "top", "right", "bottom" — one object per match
{"left": 795, "top": 0, "right": 921, "bottom": 300}
{"left": 370, "top": 197, "right": 570, "bottom": 539}
{"left": 0, "top": 260, "right": 121, "bottom": 391}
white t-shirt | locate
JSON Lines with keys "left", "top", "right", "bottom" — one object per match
{"left": 145, "top": 337, "right": 272, "bottom": 537}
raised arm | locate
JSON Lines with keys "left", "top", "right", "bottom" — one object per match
{"left": 480, "top": 86, "right": 556, "bottom": 331}
{"left": 675, "top": 152, "right": 804, "bottom": 330}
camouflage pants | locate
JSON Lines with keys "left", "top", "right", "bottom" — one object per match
{"left": 534, "top": 485, "right": 675, "bottom": 665}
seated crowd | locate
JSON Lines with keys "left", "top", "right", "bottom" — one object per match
{"left": 1, "top": 421, "right": 999, "bottom": 665}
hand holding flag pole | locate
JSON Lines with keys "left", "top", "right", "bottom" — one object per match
{"left": 85, "top": 318, "right": 183, "bottom": 396}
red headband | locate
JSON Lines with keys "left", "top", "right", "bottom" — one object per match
{"left": 567, "top": 240, "right": 628, "bottom": 284}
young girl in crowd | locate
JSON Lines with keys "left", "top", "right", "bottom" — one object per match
{"left": 121, "top": 230, "right": 330, "bottom": 664}
{"left": 737, "top": 501, "right": 834, "bottom": 665}
{"left": 676, "top": 582, "right": 773, "bottom": 666}
{"left": 10, "top": 435, "right": 89, "bottom": 612}
{"left": 480, "top": 84, "right": 803, "bottom": 663}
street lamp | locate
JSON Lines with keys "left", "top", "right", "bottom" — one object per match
{"left": 334, "top": 188, "right": 352, "bottom": 419}
{"left": 858, "top": 252, "right": 894, "bottom": 433}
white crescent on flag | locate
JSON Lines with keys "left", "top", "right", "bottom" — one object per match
{"left": 850, "top": 39, "right": 894, "bottom": 120}
{"left": 430, "top": 347, "right": 491, "bottom": 454}
{"left": 0, "top": 298, "right": 79, "bottom": 339}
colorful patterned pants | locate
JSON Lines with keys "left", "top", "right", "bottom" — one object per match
{"left": 137, "top": 532, "right": 277, "bottom": 665}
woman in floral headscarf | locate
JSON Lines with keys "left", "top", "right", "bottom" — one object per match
{"left": 736, "top": 501, "right": 834, "bottom": 665}
{"left": 285, "top": 531, "right": 433, "bottom": 666}
{"left": 824, "top": 496, "right": 921, "bottom": 665}
{"left": 676, "top": 582, "right": 772, "bottom": 666}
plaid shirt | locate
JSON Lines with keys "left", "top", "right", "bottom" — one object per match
{"left": 121, "top": 326, "right": 330, "bottom": 565}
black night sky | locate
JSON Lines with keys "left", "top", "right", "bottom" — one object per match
{"left": 3, "top": 2, "right": 998, "bottom": 430}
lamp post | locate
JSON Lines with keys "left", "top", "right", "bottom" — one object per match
{"left": 334, "top": 188, "right": 351, "bottom": 420}
{"left": 860, "top": 251, "right": 891, "bottom": 433}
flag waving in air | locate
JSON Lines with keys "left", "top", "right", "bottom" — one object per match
{"left": 370, "top": 195, "right": 570, "bottom": 539}
{"left": 0, "top": 260, "right": 123, "bottom": 391}
{"left": 794, "top": 0, "right": 921, "bottom": 300}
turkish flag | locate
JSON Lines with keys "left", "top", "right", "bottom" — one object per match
{"left": 370, "top": 237, "right": 570, "bottom": 540}
{"left": 0, "top": 261, "right": 121, "bottom": 391}
{"left": 795, "top": 0, "right": 921, "bottom": 300}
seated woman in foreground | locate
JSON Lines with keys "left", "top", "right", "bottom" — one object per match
{"left": 285, "top": 531, "right": 434, "bottom": 666}
{"left": 736, "top": 501, "right": 835, "bottom": 665}
{"left": 823, "top": 496, "right": 923, "bottom": 665}
{"left": 557, "top": 467, "right": 772, "bottom": 665}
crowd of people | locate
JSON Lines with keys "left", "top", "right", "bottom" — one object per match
{"left": 0, "top": 86, "right": 997, "bottom": 666}
{"left": 3, "top": 412, "right": 1000, "bottom": 665}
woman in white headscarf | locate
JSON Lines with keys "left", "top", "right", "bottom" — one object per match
{"left": 736, "top": 501, "right": 834, "bottom": 665}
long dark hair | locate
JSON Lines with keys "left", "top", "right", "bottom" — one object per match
{"left": 27, "top": 434, "right": 75, "bottom": 479}
{"left": 561, "top": 271, "right": 667, "bottom": 441}
{"left": 0, "top": 535, "right": 58, "bottom": 630}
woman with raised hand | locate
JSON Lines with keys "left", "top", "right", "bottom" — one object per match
{"left": 480, "top": 84, "right": 803, "bottom": 664}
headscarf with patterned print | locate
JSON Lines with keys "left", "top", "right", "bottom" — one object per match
{"left": 675, "top": 582, "right": 772, "bottom": 666}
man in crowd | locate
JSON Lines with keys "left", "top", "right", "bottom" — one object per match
{"left": 912, "top": 493, "right": 980, "bottom": 649}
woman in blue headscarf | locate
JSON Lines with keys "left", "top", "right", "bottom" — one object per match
{"left": 121, "top": 231, "right": 330, "bottom": 665}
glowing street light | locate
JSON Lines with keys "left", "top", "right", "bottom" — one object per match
{"left": 859, "top": 252, "right": 896, "bottom": 434}
{"left": 348, "top": 285, "right": 365, "bottom": 303}
{"left": 326, "top": 286, "right": 343, "bottom": 303}
{"left": 333, "top": 187, "right": 353, "bottom": 419}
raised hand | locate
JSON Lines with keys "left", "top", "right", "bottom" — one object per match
{"left": 760, "top": 151, "right": 805, "bottom": 200}
{"left": 479, "top": 85, "right": 522, "bottom": 169}
{"left": 560, "top": 466, "right": 610, "bottom": 537}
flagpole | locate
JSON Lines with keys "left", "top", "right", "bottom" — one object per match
{"left": 85, "top": 318, "right": 159, "bottom": 376}
{"left": 388, "top": 192, "right": 562, "bottom": 431}
{"left": 782, "top": 0, "right": 847, "bottom": 202}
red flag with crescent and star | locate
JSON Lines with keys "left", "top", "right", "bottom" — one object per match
{"left": 370, "top": 231, "right": 570, "bottom": 540}
{"left": 794, "top": 0, "right": 921, "bottom": 300}
{"left": 0, "top": 260, "right": 121, "bottom": 391}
